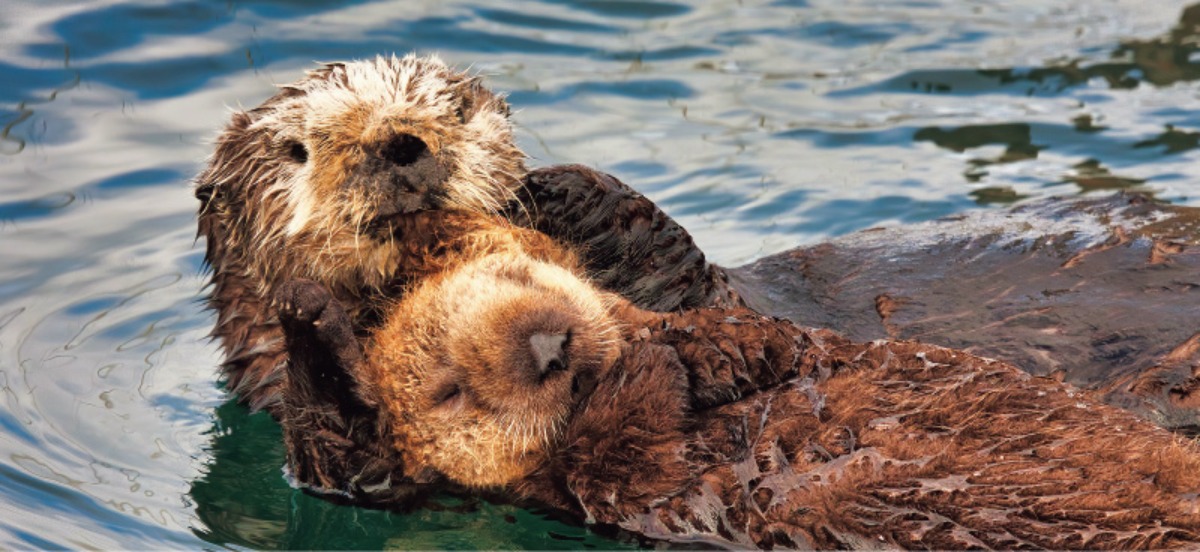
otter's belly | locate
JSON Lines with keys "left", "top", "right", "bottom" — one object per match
{"left": 728, "top": 192, "right": 1200, "bottom": 431}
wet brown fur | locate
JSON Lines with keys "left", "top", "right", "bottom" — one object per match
{"left": 329, "top": 249, "right": 1200, "bottom": 549}
{"left": 518, "top": 335, "right": 1200, "bottom": 549}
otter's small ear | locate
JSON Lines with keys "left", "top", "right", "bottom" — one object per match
{"left": 228, "top": 111, "right": 252, "bottom": 131}
{"left": 455, "top": 78, "right": 480, "bottom": 123}
{"left": 195, "top": 182, "right": 215, "bottom": 203}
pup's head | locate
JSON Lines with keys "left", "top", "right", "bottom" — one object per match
{"left": 195, "top": 54, "right": 524, "bottom": 290}
{"left": 363, "top": 253, "right": 622, "bottom": 488}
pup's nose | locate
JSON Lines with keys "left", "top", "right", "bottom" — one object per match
{"left": 529, "top": 332, "right": 569, "bottom": 379}
{"left": 379, "top": 133, "right": 428, "bottom": 166}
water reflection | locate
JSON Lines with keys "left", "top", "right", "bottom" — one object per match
{"left": 1065, "top": 159, "right": 1146, "bottom": 192}
{"left": 0, "top": 71, "right": 78, "bottom": 155}
{"left": 1134, "top": 125, "right": 1200, "bottom": 154}
{"left": 993, "top": 4, "right": 1200, "bottom": 91}
{"left": 910, "top": 119, "right": 1172, "bottom": 201}
{"left": 836, "top": 4, "right": 1200, "bottom": 98}
{"left": 816, "top": 3, "right": 1200, "bottom": 204}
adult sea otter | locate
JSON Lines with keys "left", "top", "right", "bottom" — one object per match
{"left": 194, "top": 54, "right": 1200, "bottom": 431}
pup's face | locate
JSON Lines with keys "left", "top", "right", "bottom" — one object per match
{"left": 196, "top": 54, "right": 525, "bottom": 289}
{"left": 364, "top": 254, "right": 621, "bottom": 488}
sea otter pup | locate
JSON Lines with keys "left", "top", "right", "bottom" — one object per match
{"left": 268, "top": 208, "right": 791, "bottom": 499}
{"left": 272, "top": 215, "right": 1200, "bottom": 549}
{"left": 195, "top": 54, "right": 736, "bottom": 412}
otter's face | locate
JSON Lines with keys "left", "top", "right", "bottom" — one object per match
{"left": 363, "top": 254, "right": 621, "bottom": 488}
{"left": 195, "top": 54, "right": 524, "bottom": 290}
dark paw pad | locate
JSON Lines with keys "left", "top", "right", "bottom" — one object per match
{"left": 274, "top": 279, "right": 332, "bottom": 325}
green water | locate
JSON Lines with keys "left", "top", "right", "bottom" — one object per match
{"left": 1, "top": 0, "right": 1199, "bottom": 548}
{"left": 190, "top": 401, "right": 633, "bottom": 549}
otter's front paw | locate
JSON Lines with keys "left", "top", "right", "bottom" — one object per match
{"left": 274, "top": 279, "right": 333, "bottom": 326}
{"left": 272, "top": 279, "right": 362, "bottom": 379}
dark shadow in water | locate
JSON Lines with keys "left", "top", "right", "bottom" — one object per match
{"left": 537, "top": 0, "right": 692, "bottom": 19}
{"left": 716, "top": 20, "right": 921, "bottom": 48}
{"left": 914, "top": 123, "right": 1036, "bottom": 154}
{"left": 784, "top": 118, "right": 1163, "bottom": 204}
{"left": 780, "top": 118, "right": 1170, "bottom": 199}
{"left": 189, "top": 398, "right": 632, "bottom": 550}
{"left": 914, "top": 123, "right": 1042, "bottom": 183}
{"left": 476, "top": 7, "right": 621, "bottom": 33}
{"left": 781, "top": 120, "right": 1128, "bottom": 162}
{"left": 968, "top": 186, "right": 1030, "bottom": 205}
{"left": 507, "top": 78, "right": 697, "bottom": 107}
{"left": 831, "top": 4, "right": 1200, "bottom": 97}
{"left": 1133, "top": 125, "right": 1200, "bottom": 154}
{"left": 1064, "top": 158, "right": 1146, "bottom": 191}
{"left": 912, "top": 122, "right": 1155, "bottom": 195}
{"left": 45, "top": 3, "right": 233, "bottom": 61}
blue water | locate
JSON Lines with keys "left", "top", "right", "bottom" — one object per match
{"left": 1, "top": 0, "right": 1198, "bottom": 548}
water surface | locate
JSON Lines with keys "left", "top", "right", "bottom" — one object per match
{"left": 1, "top": 0, "right": 1199, "bottom": 548}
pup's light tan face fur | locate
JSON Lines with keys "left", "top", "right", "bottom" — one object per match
{"left": 362, "top": 253, "right": 622, "bottom": 488}
{"left": 196, "top": 54, "right": 525, "bottom": 291}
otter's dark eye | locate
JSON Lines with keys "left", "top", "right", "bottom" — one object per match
{"left": 455, "top": 106, "right": 467, "bottom": 124}
{"left": 432, "top": 382, "right": 463, "bottom": 406}
{"left": 286, "top": 141, "right": 308, "bottom": 164}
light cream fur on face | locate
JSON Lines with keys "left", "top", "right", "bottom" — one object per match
{"left": 361, "top": 252, "right": 622, "bottom": 488}
{"left": 199, "top": 54, "right": 526, "bottom": 292}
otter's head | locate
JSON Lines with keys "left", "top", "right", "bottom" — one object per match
{"left": 195, "top": 54, "right": 524, "bottom": 291}
{"left": 362, "top": 253, "right": 621, "bottom": 488}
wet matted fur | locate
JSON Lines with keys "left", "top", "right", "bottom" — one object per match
{"left": 272, "top": 212, "right": 1200, "bottom": 549}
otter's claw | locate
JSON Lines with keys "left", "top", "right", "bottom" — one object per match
{"left": 274, "top": 279, "right": 333, "bottom": 325}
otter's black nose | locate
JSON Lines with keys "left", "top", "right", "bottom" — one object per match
{"left": 529, "top": 332, "right": 569, "bottom": 379}
{"left": 380, "top": 133, "right": 427, "bottom": 166}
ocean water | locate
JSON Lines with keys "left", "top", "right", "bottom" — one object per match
{"left": 1, "top": 0, "right": 1198, "bottom": 548}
